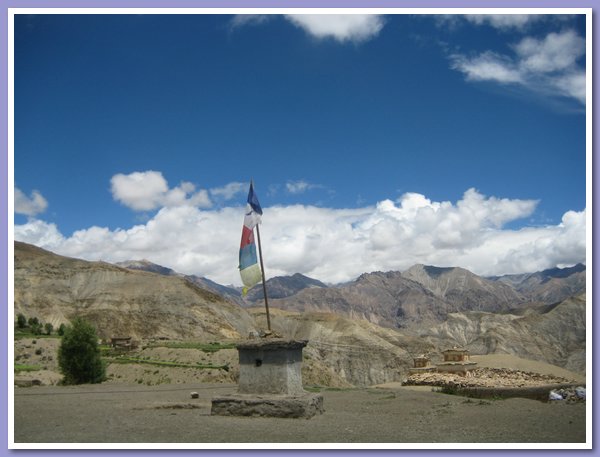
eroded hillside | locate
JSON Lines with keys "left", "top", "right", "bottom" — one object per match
{"left": 14, "top": 242, "right": 256, "bottom": 341}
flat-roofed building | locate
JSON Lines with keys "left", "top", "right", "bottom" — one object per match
{"left": 436, "top": 347, "right": 477, "bottom": 376}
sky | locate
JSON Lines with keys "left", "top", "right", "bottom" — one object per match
{"left": 13, "top": 12, "right": 588, "bottom": 286}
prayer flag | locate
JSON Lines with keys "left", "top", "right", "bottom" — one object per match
{"left": 239, "top": 182, "right": 263, "bottom": 293}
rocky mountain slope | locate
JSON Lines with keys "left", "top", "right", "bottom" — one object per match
{"left": 402, "top": 264, "right": 526, "bottom": 311}
{"left": 115, "top": 256, "right": 585, "bottom": 330}
{"left": 185, "top": 275, "right": 245, "bottom": 307}
{"left": 248, "top": 307, "right": 435, "bottom": 387}
{"left": 266, "top": 270, "right": 509, "bottom": 329}
{"left": 117, "top": 259, "right": 246, "bottom": 307}
{"left": 419, "top": 294, "right": 586, "bottom": 374}
{"left": 245, "top": 273, "right": 327, "bottom": 302}
{"left": 266, "top": 264, "right": 584, "bottom": 329}
{"left": 14, "top": 242, "right": 256, "bottom": 341}
{"left": 490, "top": 264, "right": 586, "bottom": 304}
{"left": 268, "top": 271, "right": 449, "bottom": 328}
{"left": 116, "top": 260, "right": 178, "bottom": 276}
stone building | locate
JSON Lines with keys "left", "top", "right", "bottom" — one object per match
{"left": 409, "top": 354, "right": 435, "bottom": 374}
{"left": 441, "top": 347, "right": 471, "bottom": 362}
{"left": 110, "top": 337, "right": 135, "bottom": 351}
{"left": 436, "top": 347, "right": 477, "bottom": 375}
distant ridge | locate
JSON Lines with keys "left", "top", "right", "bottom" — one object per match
{"left": 108, "top": 256, "right": 586, "bottom": 328}
{"left": 489, "top": 263, "right": 586, "bottom": 304}
{"left": 116, "top": 260, "right": 178, "bottom": 276}
{"left": 245, "top": 273, "right": 328, "bottom": 301}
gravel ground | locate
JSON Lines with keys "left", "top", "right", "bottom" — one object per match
{"left": 13, "top": 382, "right": 586, "bottom": 444}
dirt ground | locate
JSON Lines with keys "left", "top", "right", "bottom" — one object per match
{"left": 13, "top": 339, "right": 587, "bottom": 445}
{"left": 13, "top": 382, "right": 586, "bottom": 445}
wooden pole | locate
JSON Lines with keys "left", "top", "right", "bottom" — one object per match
{"left": 255, "top": 223, "right": 271, "bottom": 332}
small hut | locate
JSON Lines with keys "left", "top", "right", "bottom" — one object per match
{"left": 436, "top": 347, "right": 477, "bottom": 376}
{"left": 441, "top": 347, "right": 471, "bottom": 362}
{"left": 409, "top": 354, "right": 435, "bottom": 374}
{"left": 110, "top": 337, "right": 133, "bottom": 351}
{"left": 414, "top": 355, "right": 430, "bottom": 368}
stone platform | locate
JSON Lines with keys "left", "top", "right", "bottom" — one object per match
{"left": 211, "top": 392, "right": 324, "bottom": 419}
{"left": 210, "top": 338, "right": 324, "bottom": 418}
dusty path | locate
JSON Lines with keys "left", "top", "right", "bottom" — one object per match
{"left": 13, "top": 383, "right": 586, "bottom": 444}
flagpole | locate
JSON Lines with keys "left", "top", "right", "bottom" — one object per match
{"left": 254, "top": 223, "right": 272, "bottom": 332}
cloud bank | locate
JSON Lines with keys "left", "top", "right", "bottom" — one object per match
{"left": 15, "top": 188, "right": 585, "bottom": 286}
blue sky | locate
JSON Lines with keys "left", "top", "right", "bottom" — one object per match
{"left": 13, "top": 12, "right": 587, "bottom": 285}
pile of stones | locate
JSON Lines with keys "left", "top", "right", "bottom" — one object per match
{"left": 549, "top": 386, "right": 586, "bottom": 403}
{"left": 405, "top": 367, "right": 573, "bottom": 389}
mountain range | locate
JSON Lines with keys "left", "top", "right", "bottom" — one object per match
{"left": 121, "top": 257, "right": 585, "bottom": 329}
{"left": 266, "top": 263, "right": 585, "bottom": 328}
{"left": 13, "top": 241, "right": 587, "bottom": 381}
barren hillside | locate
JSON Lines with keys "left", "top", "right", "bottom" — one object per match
{"left": 14, "top": 242, "right": 256, "bottom": 341}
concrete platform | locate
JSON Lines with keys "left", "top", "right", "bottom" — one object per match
{"left": 211, "top": 392, "right": 324, "bottom": 419}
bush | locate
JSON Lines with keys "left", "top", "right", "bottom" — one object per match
{"left": 58, "top": 317, "right": 106, "bottom": 385}
{"left": 17, "top": 313, "right": 27, "bottom": 329}
{"left": 44, "top": 323, "right": 53, "bottom": 335}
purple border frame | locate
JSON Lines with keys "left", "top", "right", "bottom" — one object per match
{"left": 1, "top": 1, "right": 595, "bottom": 455}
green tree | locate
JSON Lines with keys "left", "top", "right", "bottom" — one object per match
{"left": 44, "top": 323, "right": 54, "bottom": 335}
{"left": 30, "top": 323, "right": 42, "bottom": 335}
{"left": 28, "top": 317, "right": 39, "bottom": 327}
{"left": 16, "top": 313, "right": 27, "bottom": 329}
{"left": 58, "top": 318, "right": 105, "bottom": 385}
{"left": 58, "top": 323, "right": 66, "bottom": 336}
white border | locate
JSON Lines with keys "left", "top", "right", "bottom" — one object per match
{"left": 8, "top": 8, "right": 15, "bottom": 452}
{"left": 6, "top": 7, "right": 595, "bottom": 14}
{"left": 8, "top": 8, "right": 592, "bottom": 450}
{"left": 584, "top": 9, "right": 593, "bottom": 450}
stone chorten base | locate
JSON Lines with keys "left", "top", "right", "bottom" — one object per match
{"left": 211, "top": 392, "right": 324, "bottom": 419}
{"left": 210, "top": 338, "right": 324, "bottom": 418}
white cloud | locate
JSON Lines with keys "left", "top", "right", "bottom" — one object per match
{"left": 284, "top": 14, "right": 384, "bottom": 43}
{"left": 110, "top": 171, "right": 212, "bottom": 211}
{"left": 450, "top": 29, "right": 586, "bottom": 104}
{"left": 553, "top": 71, "right": 586, "bottom": 103}
{"left": 451, "top": 51, "right": 522, "bottom": 83}
{"left": 14, "top": 187, "right": 48, "bottom": 216}
{"left": 438, "top": 14, "right": 571, "bottom": 32}
{"left": 14, "top": 219, "right": 64, "bottom": 248}
{"left": 285, "top": 180, "right": 318, "bottom": 194}
{"left": 110, "top": 171, "right": 168, "bottom": 211}
{"left": 514, "top": 30, "right": 585, "bottom": 73}
{"left": 463, "top": 14, "right": 544, "bottom": 30}
{"left": 15, "top": 188, "right": 585, "bottom": 287}
{"left": 230, "top": 14, "right": 271, "bottom": 29}
{"left": 210, "top": 182, "right": 247, "bottom": 200}
{"left": 231, "top": 14, "right": 385, "bottom": 44}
